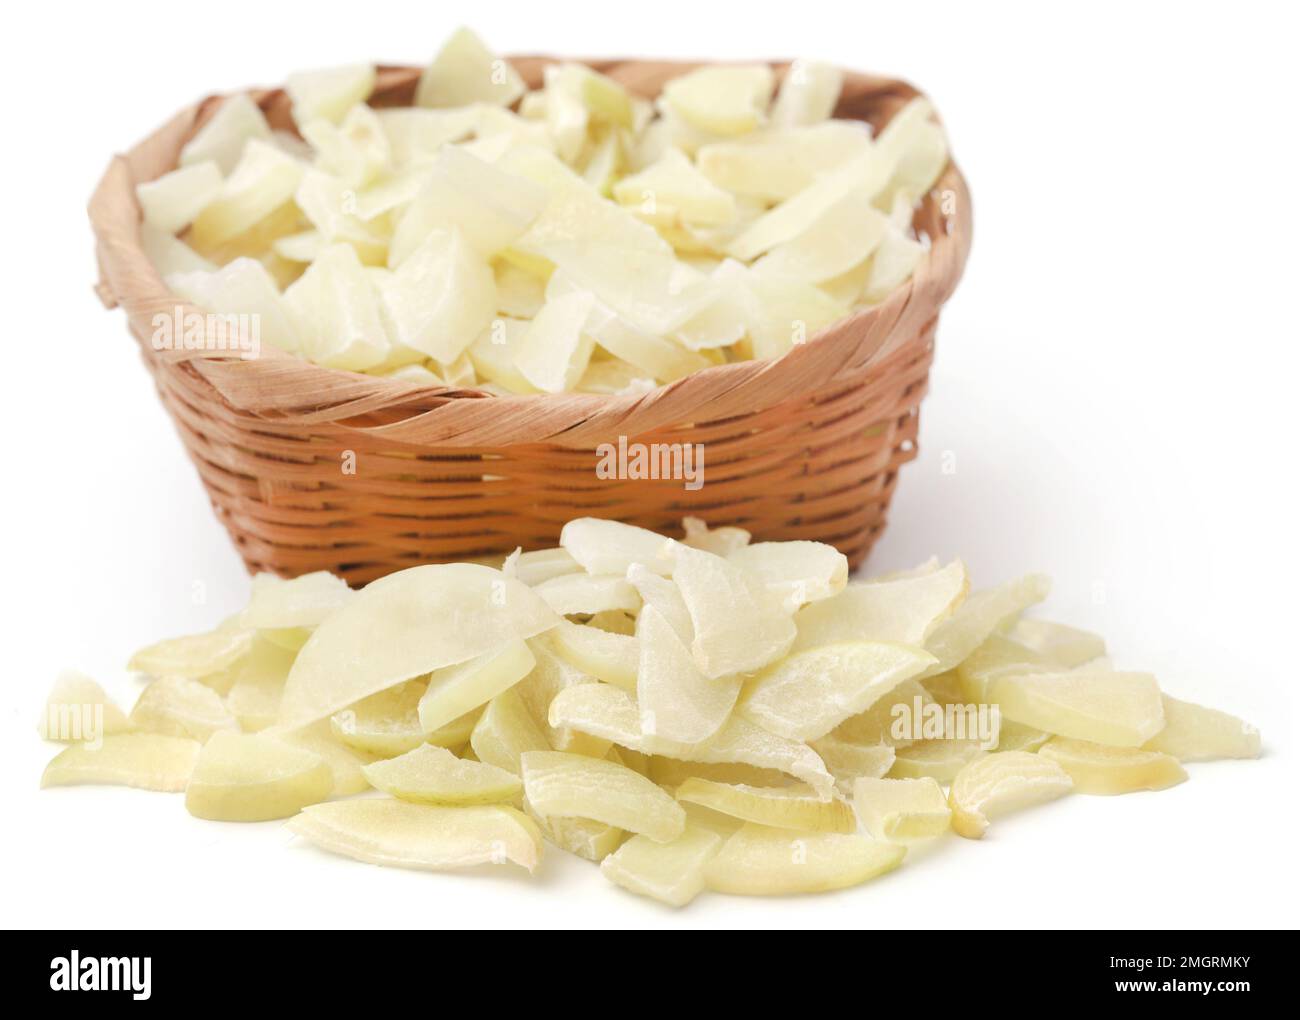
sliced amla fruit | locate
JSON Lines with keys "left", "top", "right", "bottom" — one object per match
{"left": 293, "top": 169, "right": 388, "bottom": 264}
{"left": 468, "top": 317, "right": 538, "bottom": 393}
{"left": 282, "top": 243, "right": 390, "bottom": 371}
{"left": 727, "top": 541, "right": 849, "bottom": 612}
{"left": 668, "top": 540, "right": 796, "bottom": 678}
{"left": 417, "top": 639, "right": 535, "bottom": 735}
{"left": 470, "top": 687, "right": 550, "bottom": 774}
{"left": 808, "top": 735, "right": 895, "bottom": 797}
{"left": 41, "top": 734, "right": 200, "bottom": 792}
{"left": 648, "top": 756, "right": 795, "bottom": 791}
{"left": 503, "top": 547, "right": 581, "bottom": 587}
{"left": 516, "top": 638, "right": 611, "bottom": 756}
{"left": 745, "top": 270, "right": 848, "bottom": 360}
{"left": 948, "top": 751, "right": 1073, "bottom": 839}
{"left": 1142, "top": 695, "right": 1260, "bottom": 762}
{"left": 828, "top": 678, "right": 934, "bottom": 749}
{"left": 539, "top": 814, "right": 625, "bottom": 862}
{"left": 190, "top": 139, "right": 304, "bottom": 251}
{"left": 676, "top": 778, "right": 856, "bottom": 833}
{"left": 697, "top": 122, "right": 868, "bottom": 202}
{"left": 889, "top": 738, "right": 987, "bottom": 783}
{"left": 129, "top": 625, "right": 253, "bottom": 681}
{"left": 288, "top": 799, "right": 543, "bottom": 873}
{"left": 957, "top": 633, "right": 1053, "bottom": 701}
{"left": 600, "top": 823, "right": 723, "bottom": 907}
{"left": 1038, "top": 738, "right": 1188, "bottom": 795}
{"left": 614, "top": 148, "right": 737, "bottom": 226}
{"left": 137, "top": 160, "right": 222, "bottom": 234}
{"left": 739, "top": 641, "right": 937, "bottom": 742}
{"left": 277, "top": 562, "right": 557, "bottom": 730}
{"left": 300, "top": 103, "right": 389, "bottom": 190}
{"left": 637, "top": 605, "right": 740, "bottom": 745}
{"left": 534, "top": 571, "right": 641, "bottom": 616}
{"left": 681, "top": 516, "right": 751, "bottom": 557}
{"left": 1009, "top": 618, "right": 1106, "bottom": 669}
{"left": 185, "top": 731, "right": 333, "bottom": 822}
{"left": 376, "top": 106, "right": 478, "bottom": 166}
{"left": 39, "top": 672, "right": 133, "bottom": 742}
{"left": 988, "top": 669, "right": 1165, "bottom": 748}
{"left": 514, "top": 289, "right": 597, "bottom": 393}
{"left": 330, "top": 680, "right": 478, "bottom": 758}
{"left": 861, "top": 217, "right": 927, "bottom": 305}
{"left": 753, "top": 189, "right": 890, "bottom": 283}
{"left": 521, "top": 750, "right": 686, "bottom": 843}
{"left": 142, "top": 223, "right": 214, "bottom": 276}
{"left": 920, "top": 669, "right": 966, "bottom": 707}
{"left": 996, "top": 719, "right": 1052, "bottom": 753}
{"left": 548, "top": 620, "right": 638, "bottom": 692}
{"left": 274, "top": 720, "right": 373, "bottom": 796}
{"left": 771, "top": 61, "right": 843, "bottom": 127}
{"left": 286, "top": 64, "right": 375, "bottom": 126}
{"left": 923, "top": 573, "right": 1052, "bottom": 677}
{"left": 852, "top": 776, "right": 951, "bottom": 840}
{"left": 129, "top": 676, "right": 238, "bottom": 742}
{"left": 705, "top": 823, "right": 905, "bottom": 896}
{"left": 180, "top": 93, "right": 273, "bottom": 174}
{"left": 627, "top": 564, "right": 693, "bottom": 642}
{"left": 241, "top": 570, "right": 353, "bottom": 630}
{"left": 415, "top": 27, "right": 525, "bottom": 110}
{"left": 662, "top": 65, "right": 774, "bottom": 137}
{"left": 167, "top": 256, "right": 303, "bottom": 354}
{"left": 493, "top": 261, "right": 547, "bottom": 318}
{"left": 560, "top": 517, "right": 673, "bottom": 577}
{"left": 361, "top": 743, "right": 522, "bottom": 805}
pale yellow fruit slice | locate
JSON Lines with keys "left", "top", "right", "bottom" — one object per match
{"left": 852, "top": 776, "right": 951, "bottom": 840}
{"left": 1038, "top": 738, "right": 1188, "bottom": 795}
{"left": 292, "top": 169, "right": 388, "bottom": 264}
{"left": 662, "top": 65, "right": 774, "bottom": 137}
{"left": 889, "top": 739, "right": 987, "bottom": 783}
{"left": 185, "top": 731, "right": 332, "bottom": 821}
{"left": 282, "top": 243, "right": 390, "bottom": 371}
{"left": 241, "top": 570, "right": 353, "bottom": 630}
{"left": 521, "top": 750, "right": 685, "bottom": 843}
{"left": 362, "top": 744, "right": 522, "bottom": 805}
{"left": 920, "top": 669, "right": 966, "bottom": 707}
{"left": 376, "top": 106, "right": 478, "bottom": 166}
{"left": 274, "top": 720, "right": 372, "bottom": 796}
{"left": 38, "top": 672, "right": 133, "bottom": 742}
{"left": 130, "top": 676, "right": 238, "bottom": 742}
{"left": 180, "top": 93, "right": 273, "bottom": 174}
{"left": 861, "top": 220, "right": 926, "bottom": 305}
{"left": 923, "top": 573, "right": 1052, "bottom": 676}
{"left": 649, "top": 757, "right": 794, "bottom": 791}
{"left": 727, "top": 541, "right": 849, "bottom": 612}
{"left": 331, "top": 680, "right": 477, "bottom": 758}
{"left": 697, "top": 122, "right": 868, "bottom": 202}
{"left": 300, "top": 103, "right": 390, "bottom": 189}
{"left": 996, "top": 720, "right": 1052, "bottom": 753}
{"left": 166, "top": 256, "right": 303, "bottom": 354}
{"left": 681, "top": 516, "right": 751, "bottom": 557}
{"left": 754, "top": 189, "right": 891, "bottom": 283}
{"left": 948, "top": 751, "right": 1074, "bottom": 839}
{"left": 739, "top": 642, "right": 936, "bottom": 742}
{"left": 614, "top": 148, "right": 737, "bottom": 226}
{"left": 288, "top": 799, "right": 543, "bottom": 873}
{"left": 828, "top": 678, "right": 934, "bottom": 748}
{"left": 41, "top": 734, "right": 200, "bottom": 792}
{"left": 417, "top": 639, "right": 536, "bottom": 735}
{"left": 705, "top": 824, "right": 904, "bottom": 896}
{"left": 516, "top": 638, "right": 611, "bottom": 756}
{"left": 539, "top": 814, "right": 625, "bottom": 862}
{"left": 956, "top": 633, "right": 1053, "bottom": 701}
{"left": 415, "top": 27, "right": 525, "bottom": 110}
{"left": 601, "top": 824, "right": 723, "bottom": 907}
{"left": 190, "top": 139, "right": 304, "bottom": 250}
{"left": 514, "top": 290, "right": 597, "bottom": 393}
{"left": 504, "top": 547, "right": 581, "bottom": 587}
{"left": 138, "top": 161, "right": 222, "bottom": 234}
{"left": 745, "top": 272, "right": 849, "bottom": 360}
{"left": 534, "top": 571, "right": 640, "bottom": 616}
{"left": 493, "top": 261, "right": 547, "bottom": 318}
{"left": 1009, "top": 619, "right": 1107, "bottom": 669}
{"left": 771, "top": 61, "right": 843, "bottom": 127}
{"left": 988, "top": 669, "right": 1165, "bottom": 747}
{"left": 808, "top": 735, "right": 895, "bottom": 797}
{"left": 142, "top": 223, "right": 215, "bottom": 276}
{"left": 637, "top": 605, "right": 740, "bottom": 745}
{"left": 627, "top": 564, "right": 693, "bottom": 642}
{"left": 559, "top": 517, "right": 673, "bottom": 577}
{"left": 466, "top": 316, "right": 534, "bottom": 392}
{"left": 469, "top": 687, "right": 550, "bottom": 774}
{"left": 129, "top": 625, "right": 253, "bottom": 680}
{"left": 676, "top": 778, "right": 856, "bottom": 833}
{"left": 548, "top": 620, "right": 638, "bottom": 692}
{"left": 277, "top": 562, "right": 557, "bottom": 730}
{"left": 286, "top": 64, "right": 375, "bottom": 126}
{"left": 1142, "top": 695, "right": 1260, "bottom": 762}
{"left": 669, "top": 540, "right": 796, "bottom": 678}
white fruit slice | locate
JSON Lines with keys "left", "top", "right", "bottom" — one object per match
{"left": 539, "top": 814, "right": 625, "bottom": 862}
{"left": 681, "top": 516, "right": 751, "bottom": 557}
{"left": 746, "top": 271, "right": 849, "bottom": 360}
{"left": 923, "top": 573, "right": 1052, "bottom": 676}
{"left": 614, "top": 148, "right": 737, "bottom": 226}
{"left": 1009, "top": 619, "right": 1107, "bottom": 669}
{"left": 739, "top": 642, "right": 936, "bottom": 742}
{"left": 469, "top": 688, "right": 550, "bottom": 774}
{"left": 948, "top": 751, "right": 1074, "bottom": 839}
{"left": 600, "top": 824, "right": 723, "bottom": 907}
{"left": 272, "top": 720, "right": 373, "bottom": 797}
{"left": 190, "top": 139, "right": 304, "bottom": 250}
{"left": 415, "top": 27, "right": 525, "bottom": 110}
{"left": 288, "top": 799, "right": 543, "bottom": 872}
{"left": 533, "top": 572, "right": 641, "bottom": 616}
{"left": 300, "top": 103, "right": 390, "bottom": 189}
{"left": 889, "top": 739, "right": 987, "bottom": 783}
{"left": 286, "top": 64, "right": 375, "bottom": 126}
{"left": 988, "top": 669, "right": 1165, "bottom": 747}
{"left": 277, "top": 563, "right": 557, "bottom": 730}
{"left": 1038, "top": 738, "right": 1188, "bottom": 795}
{"left": 417, "top": 639, "right": 536, "bottom": 734}
{"left": 771, "top": 61, "right": 843, "bottom": 127}
{"left": 376, "top": 106, "right": 478, "bottom": 166}
{"left": 807, "top": 735, "right": 895, "bottom": 796}
{"left": 547, "top": 620, "right": 638, "bottom": 692}
{"left": 662, "top": 65, "right": 774, "bottom": 137}
{"left": 828, "top": 678, "right": 934, "bottom": 748}
{"left": 331, "top": 680, "right": 477, "bottom": 757}
{"left": 637, "top": 605, "right": 740, "bottom": 745}
{"left": 41, "top": 734, "right": 200, "bottom": 792}
{"left": 166, "top": 256, "right": 303, "bottom": 354}
{"left": 225, "top": 639, "right": 295, "bottom": 732}
{"left": 956, "top": 634, "right": 1052, "bottom": 702}
{"left": 129, "top": 676, "right": 238, "bottom": 741}
{"left": 362, "top": 743, "right": 522, "bottom": 804}
{"left": 500, "top": 547, "right": 581, "bottom": 586}
{"left": 705, "top": 824, "right": 905, "bottom": 895}
{"left": 515, "top": 638, "right": 610, "bottom": 756}
{"left": 283, "top": 243, "right": 390, "bottom": 370}
{"left": 697, "top": 122, "right": 869, "bottom": 202}
{"left": 852, "top": 776, "right": 951, "bottom": 840}
{"left": 996, "top": 720, "right": 1053, "bottom": 753}
{"left": 1142, "top": 695, "right": 1260, "bottom": 762}
{"left": 293, "top": 169, "right": 388, "bottom": 264}
{"left": 138, "top": 161, "right": 223, "bottom": 234}
{"left": 626, "top": 564, "right": 692, "bottom": 642}
{"left": 726, "top": 541, "right": 848, "bottom": 612}
{"left": 185, "top": 731, "right": 332, "bottom": 821}
{"left": 559, "top": 518, "right": 673, "bottom": 577}
{"left": 38, "top": 672, "right": 133, "bottom": 742}
{"left": 142, "top": 223, "right": 215, "bottom": 276}
{"left": 753, "top": 190, "right": 890, "bottom": 283}
{"left": 241, "top": 570, "right": 353, "bottom": 630}
{"left": 676, "top": 778, "right": 855, "bottom": 833}
{"left": 466, "top": 316, "right": 534, "bottom": 392}
{"left": 514, "top": 290, "right": 597, "bottom": 393}
{"left": 129, "top": 625, "right": 253, "bottom": 680}
{"left": 668, "top": 540, "right": 796, "bottom": 678}
{"left": 180, "top": 93, "right": 272, "bottom": 174}
{"left": 521, "top": 750, "right": 685, "bottom": 842}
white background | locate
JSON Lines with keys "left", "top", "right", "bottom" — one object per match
{"left": 2, "top": 0, "right": 1296, "bottom": 930}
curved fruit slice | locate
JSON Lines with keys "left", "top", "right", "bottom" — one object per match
{"left": 739, "top": 642, "right": 936, "bottom": 742}
{"left": 662, "top": 65, "right": 774, "bottom": 137}
{"left": 417, "top": 639, "right": 536, "bottom": 735}
{"left": 190, "top": 140, "right": 305, "bottom": 251}
{"left": 559, "top": 518, "right": 673, "bottom": 578}
{"left": 129, "top": 676, "right": 239, "bottom": 742}
{"left": 41, "top": 734, "right": 200, "bottom": 792}
{"left": 923, "top": 574, "right": 1051, "bottom": 676}
{"left": 282, "top": 243, "right": 390, "bottom": 371}
{"left": 987, "top": 669, "right": 1165, "bottom": 747}
{"left": 852, "top": 776, "right": 951, "bottom": 840}
{"left": 180, "top": 93, "right": 272, "bottom": 174}
{"left": 676, "top": 778, "right": 856, "bottom": 833}
{"left": 277, "top": 562, "right": 557, "bottom": 730}
{"left": 514, "top": 290, "right": 597, "bottom": 394}
{"left": 1038, "top": 738, "right": 1188, "bottom": 795}
{"left": 225, "top": 638, "right": 296, "bottom": 732}
{"left": 415, "top": 27, "right": 525, "bottom": 110}
{"left": 547, "top": 621, "right": 638, "bottom": 693}
{"left": 362, "top": 744, "right": 522, "bottom": 805}
{"left": 539, "top": 814, "right": 625, "bottom": 862}
{"left": 727, "top": 541, "right": 848, "bottom": 612}
{"left": 807, "top": 735, "right": 895, "bottom": 796}
{"left": 503, "top": 547, "right": 581, "bottom": 587}
{"left": 888, "top": 739, "right": 986, "bottom": 783}
{"left": 185, "top": 731, "right": 333, "bottom": 822}
{"left": 1009, "top": 619, "right": 1106, "bottom": 669}
{"left": 828, "top": 678, "right": 933, "bottom": 749}
{"left": 754, "top": 190, "right": 890, "bottom": 283}
{"left": 704, "top": 824, "right": 905, "bottom": 896}
{"left": 637, "top": 605, "right": 740, "bottom": 745}
{"left": 534, "top": 572, "right": 641, "bottom": 616}
{"left": 274, "top": 720, "right": 373, "bottom": 796}
{"left": 627, "top": 564, "right": 693, "bottom": 642}
{"left": 600, "top": 824, "right": 723, "bottom": 907}
{"left": 614, "top": 148, "right": 737, "bottom": 226}
{"left": 771, "top": 61, "right": 843, "bottom": 127}
{"left": 996, "top": 720, "right": 1052, "bottom": 753}
{"left": 948, "top": 751, "right": 1073, "bottom": 839}
{"left": 468, "top": 688, "right": 549, "bottom": 775}
{"left": 521, "top": 750, "right": 685, "bottom": 843}
{"left": 39, "top": 672, "right": 133, "bottom": 742}
{"left": 696, "top": 122, "right": 867, "bottom": 202}
{"left": 241, "top": 570, "right": 353, "bottom": 630}
{"left": 1142, "top": 695, "right": 1261, "bottom": 762}
{"left": 286, "top": 64, "right": 375, "bottom": 126}
{"left": 129, "top": 625, "right": 253, "bottom": 681}
{"left": 331, "top": 680, "right": 477, "bottom": 758}
{"left": 516, "top": 639, "right": 610, "bottom": 757}
{"left": 137, "top": 160, "right": 222, "bottom": 234}
{"left": 956, "top": 634, "right": 1052, "bottom": 701}
{"left": 167, "top": 257, "right": 303, "bottom": 355}
{"left": 681, "top": 516, "right": 751, "bottom": 557}
{"left": 288, "top": 799, "right": 543, "bottom": 873}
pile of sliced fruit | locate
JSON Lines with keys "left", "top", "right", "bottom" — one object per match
{"left": 138, "top": 27, "right": 948, "bottom": 393}
{"left": 39, "top": 518, "right": 1258, "bottom": 906}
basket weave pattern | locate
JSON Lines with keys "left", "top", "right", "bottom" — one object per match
{"left": 90, "top": 59, "right": 971, "bottom": 585}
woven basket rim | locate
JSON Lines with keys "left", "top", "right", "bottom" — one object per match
{"left": 89, "top": 57, "right": 971, "bottom": 448}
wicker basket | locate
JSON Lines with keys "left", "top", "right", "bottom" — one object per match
{"left": 89, "top": 58, "right": 971, "bottom": 586}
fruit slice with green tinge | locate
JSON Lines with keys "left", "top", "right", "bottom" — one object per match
{"left": 362, "top": 743, "right": 522, "bottom": 805}
{"left": 521, "top": 750, "right": 685, "bottom": 843}
{"left": 331, "top": 680, "right": 478, "bottom": 758}
{"left": 185, "top": 731, "right": 333, "bottom": 822}
{"left": 948, "top": 751, "right": 1073, "bottom": 839}
{"left": 675, "top": 778, "right": 855, "bottom": 833}
{"left": 417, "top": 639, "right": 535, "bottom": 735}
{"left": 704, "top": 824, "right": 905, "bottom": 896}
{"left": 923, "top": 573, "right": 1051, "bottom": 676}
{"left": 987, "top": 669, "right": 1165, "bottom": 747}
{"left": 41, "top": 734, "right": 200, "bottom": 792}
{"left": 470, "top": 687, "right": 551, "bottom": 774}
{"left": 852, "top": 776, "right": 951, "bottom": 840}
{"left": 1038, "top": 738, "right": 1188, "bottom": 795}
{"left": 600, "top": 824, "right": 723, "bottom": 907}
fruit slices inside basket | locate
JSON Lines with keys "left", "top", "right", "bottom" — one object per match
{"left": 138, "top": 27, "right": 950, "bottom": 394}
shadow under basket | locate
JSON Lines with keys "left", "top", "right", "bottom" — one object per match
{"left": 89, "top": 58, "right": 972, "bottom": 586}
